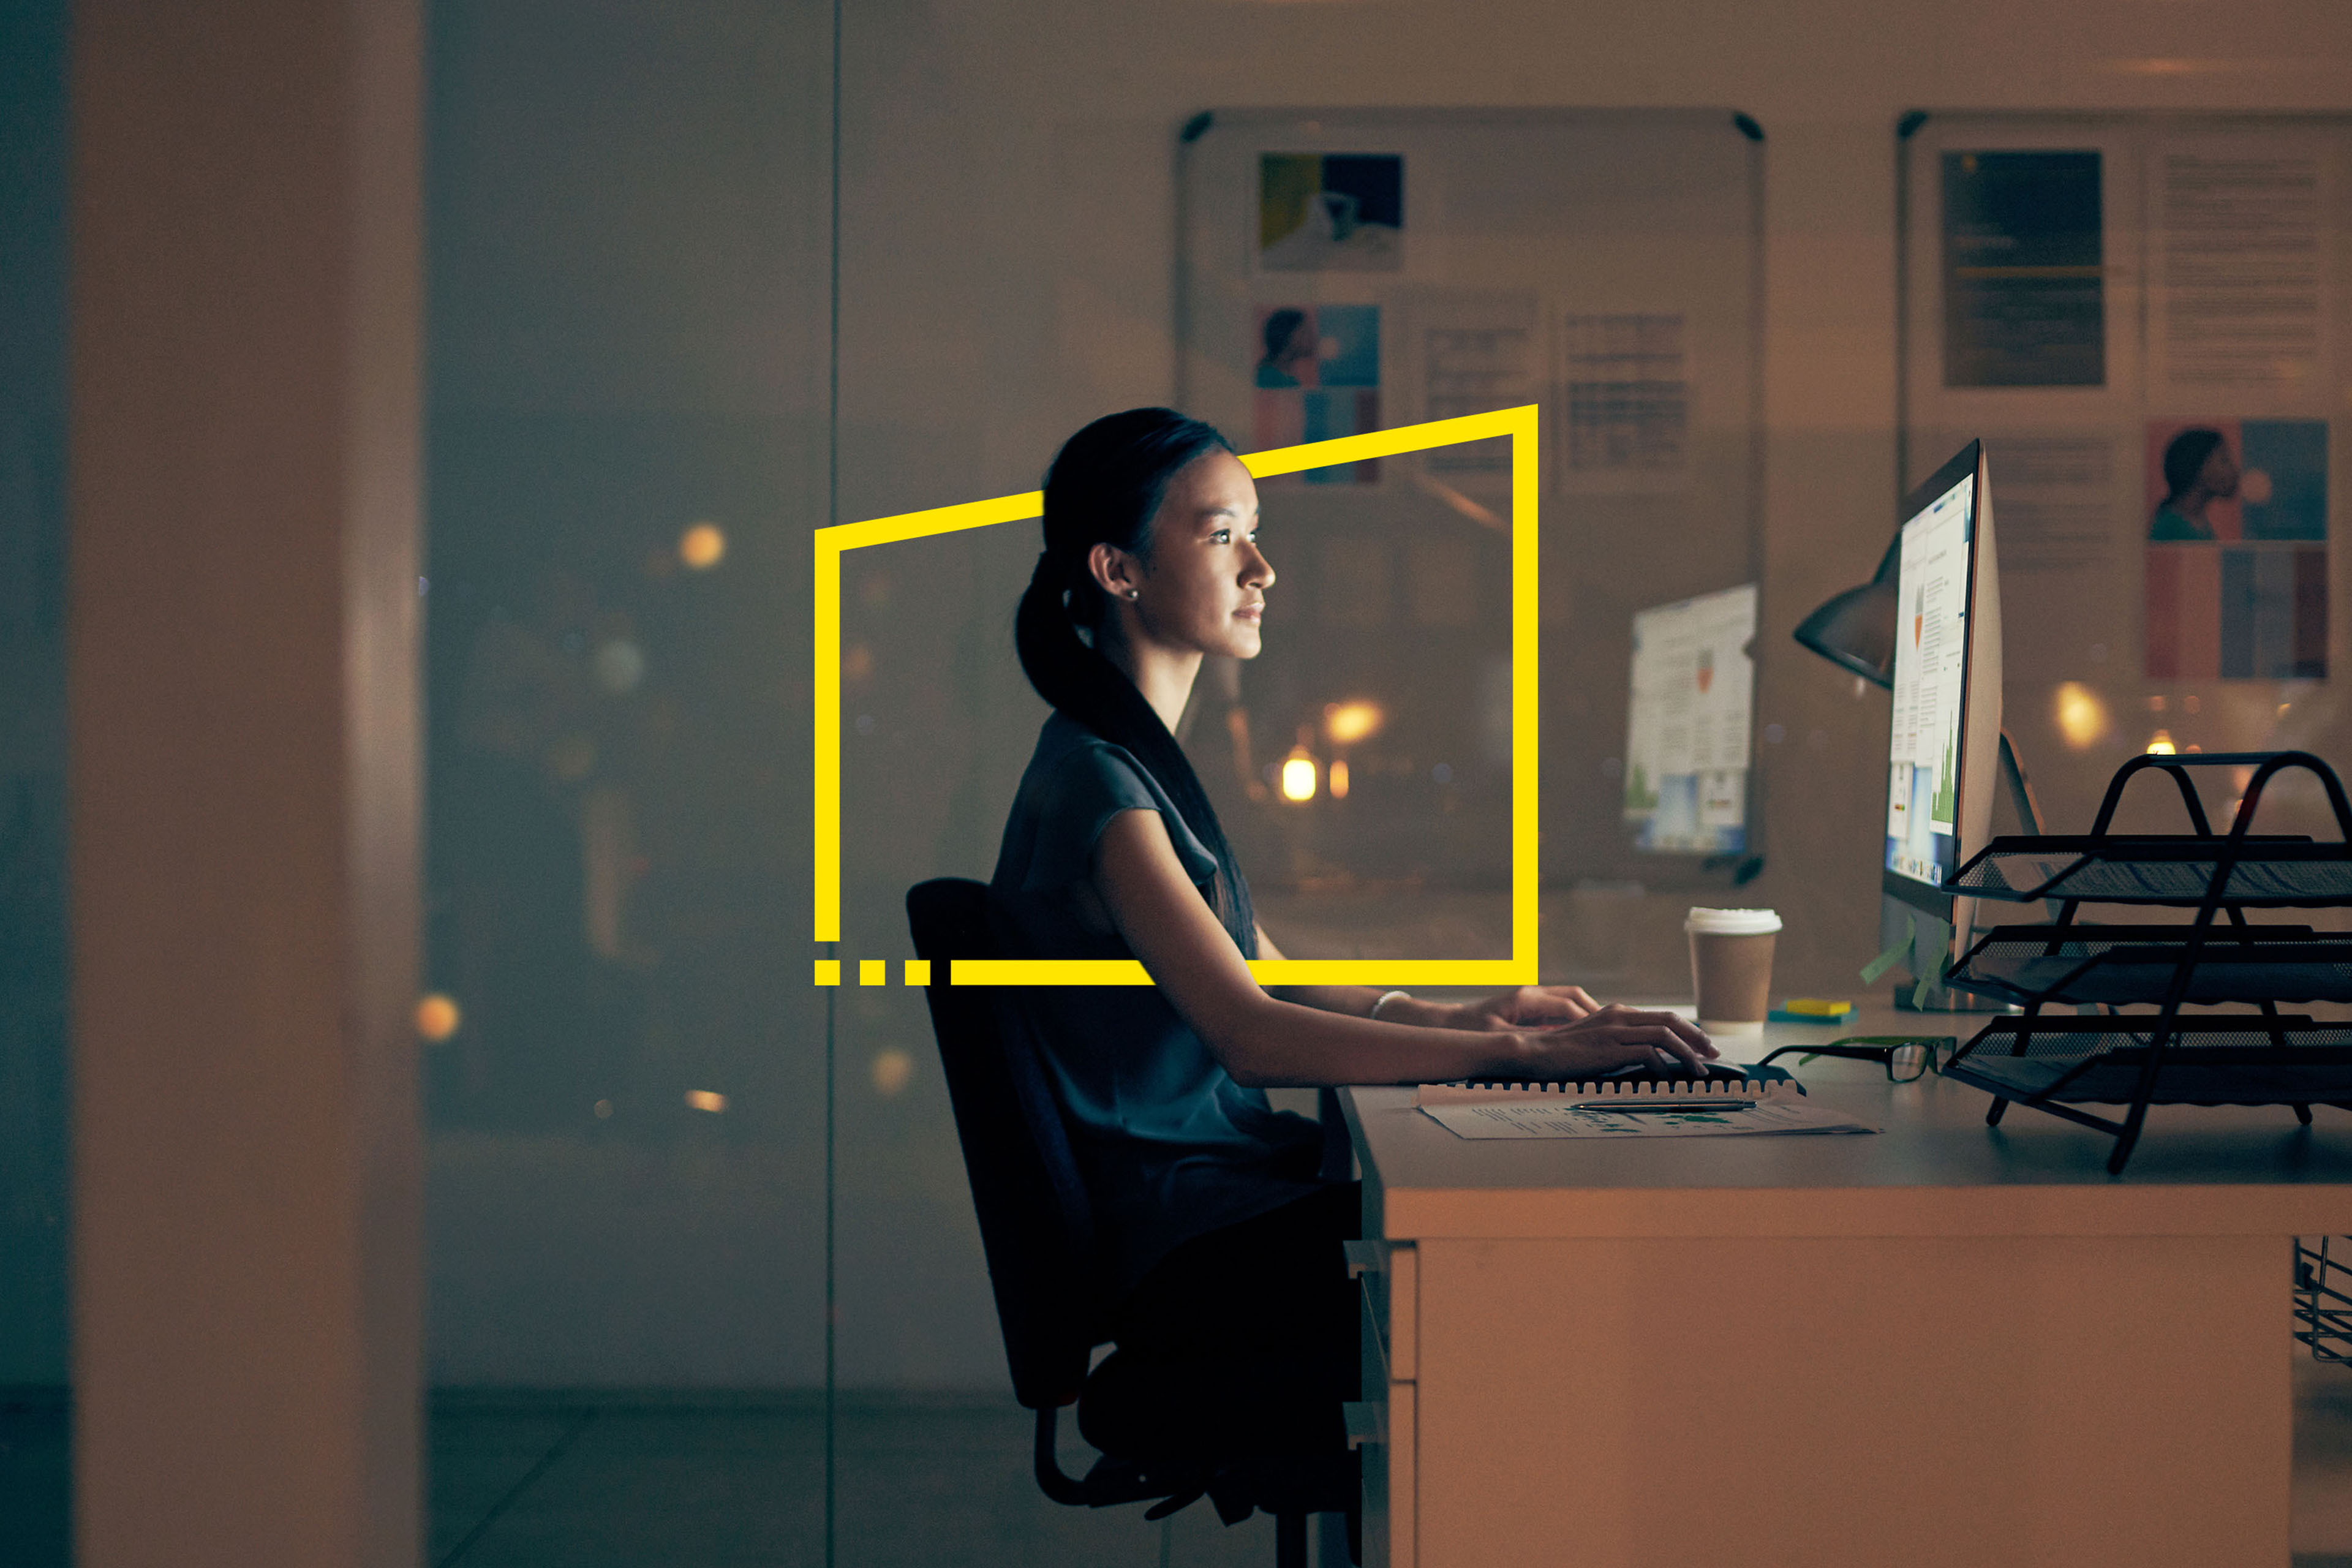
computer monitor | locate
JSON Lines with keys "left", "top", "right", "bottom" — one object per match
{"left": 1880, "top": 440, "right": 2002, "bottom": 994}
{"left": 1623, "top": 582, "right": 1757, "bottom": 855}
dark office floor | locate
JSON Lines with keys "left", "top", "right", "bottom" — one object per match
{"left": 1, "top": 1389, "right": 1280, "bottom": 1567}
{"left": 13, "top": 1370, "right": 2352, "bottom": 1564}
{"left": 426, "top": 1392, "right": 1284, "bottom": 1567}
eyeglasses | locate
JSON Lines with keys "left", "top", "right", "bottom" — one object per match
{"left": 1760, "top": 1035, "right": 1956, "bottom": 1084}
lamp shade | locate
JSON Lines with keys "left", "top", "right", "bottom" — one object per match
{"left": 1792, "top": 532, "right": 1901, "bottom": 690}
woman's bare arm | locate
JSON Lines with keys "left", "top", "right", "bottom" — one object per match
{"left": 1250, "top": 924, "right": 1392, "bottom": 1019}
{"left": 1092, "top": 809, "right": 1712, "bottom": 1087}
{"left": 1254, "top": 925, "right": 1601, "bottom": 1030}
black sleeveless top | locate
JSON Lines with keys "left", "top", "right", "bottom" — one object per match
{"left": 990, "top": 713, "right": 1325, "bottom": 1295}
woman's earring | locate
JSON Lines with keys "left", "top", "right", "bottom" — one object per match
{"left": 1125, "top": 589, "right": 1139, "bottom": 600}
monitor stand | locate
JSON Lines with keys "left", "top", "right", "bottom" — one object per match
{"left": 1893, "top": 981, "right": 2015, "bottom": 1014}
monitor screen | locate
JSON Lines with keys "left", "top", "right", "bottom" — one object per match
{"left": 1884, "top": 469, "right": 1977, "bottom": 888}
{"left": 1623, "top": 582, "right": 1757, "bottom": 854}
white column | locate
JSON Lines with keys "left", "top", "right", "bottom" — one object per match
{"left": 69, "top": 0, "right": 423, "bottom": 1562}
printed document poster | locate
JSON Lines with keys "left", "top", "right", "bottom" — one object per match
{"left": 1258, "top": 153, "right": 1403, "bottom": 272}
{"left": 1557, "top": 312, "right": 1691, "bottom": 493}
{"left": 2149, "top": 144, "right": 2330, "bottom": 396}
{"left": 1942, "top": 151, "right": 2105, "bottom": 388}
{"left": 1623, "top": 583, "right": 1756, "bottom": 854}
{"left": 1397, "top": 290, "right": 1537, "bottom": 491}
{"left": 1252, "top": 303, "right": 1381, "bottom": 485}
{"left": 2143, "top": 418, "right": 2328, "bottom": 680}
{"left": 1886, "top": 475, "right": 1973, "bottom": 888}
{"left": 1973, "top": 433, "right": 2116, "bottom": 575}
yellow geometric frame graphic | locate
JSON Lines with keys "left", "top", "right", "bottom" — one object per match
{"left": 814, "top": 404, "right": 1539, "bottom": 987}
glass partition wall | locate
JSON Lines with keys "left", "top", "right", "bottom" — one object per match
{"left": 419, "top": 1, "right": 835, "bottom": 1559}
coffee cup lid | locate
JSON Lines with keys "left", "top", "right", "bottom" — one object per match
{"left": 1686, "top": 906, "right": 1782, "bottom": 935}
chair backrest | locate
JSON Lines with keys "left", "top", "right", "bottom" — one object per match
{"left": 906, "top": 878, "right": 1099, "bottom": 1409}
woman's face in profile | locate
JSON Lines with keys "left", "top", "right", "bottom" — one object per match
{"left": 1133, "top": 451, "right": 1275, "bottom": 661}
{"left": 2199, "top": 441, "right": 2240, "bottom": 500}
{"left": 1273, "top": 320, "right": 1317, "bottom": 380}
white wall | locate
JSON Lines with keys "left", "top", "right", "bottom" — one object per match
{"left": 427, "top": 0, "right": 2352, "bottom": 1390}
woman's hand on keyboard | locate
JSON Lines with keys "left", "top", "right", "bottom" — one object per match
{"left": 1447, "top": 986, "right": 1604, "bottom": 1031}
{"left": 1504, "top": 1006, "right": 1718, "bottom": 1080}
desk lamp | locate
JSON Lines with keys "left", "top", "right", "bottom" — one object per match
{"left": 1793, "top": 534, "right": 2046, "bottom": 836}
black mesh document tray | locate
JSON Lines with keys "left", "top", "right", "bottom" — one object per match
{"left": 1930, "top": 751, "right": 2352, "bottom": 1174}
{"left": 1951, "top": 836, "right": 2352, "bottom": 907}
{"left": 1946, "top": 923, "right": 2352, "bottom": 1008}
{"left": 1946, "top": 1017, "right": 2352, "bottom": 1107}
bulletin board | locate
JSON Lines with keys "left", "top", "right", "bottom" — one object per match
{"left": 1899, "top": 113, "right": 2352, "bottom": 840}
{"left": 1176, "top": 109, "right": 1767, "bottom": 897}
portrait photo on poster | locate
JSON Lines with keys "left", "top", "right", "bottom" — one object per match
{"left": 2143, "top": 417, "right": 2329, "bottom": 680}
{"left": 1258, "top": 153, "right": 1403, "bottom": 273}
{"left": 1253, "top": 303, "right": 1381, "bottom": 486}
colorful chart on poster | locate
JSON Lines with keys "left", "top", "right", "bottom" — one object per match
{"left": 1886, "top": 472, "right": 1974, "bottom": 887}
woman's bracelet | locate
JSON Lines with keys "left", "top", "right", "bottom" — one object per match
{"left": 1368, "top": 989, "right": 1411, "bottom": 1022}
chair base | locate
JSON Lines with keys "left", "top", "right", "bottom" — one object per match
{"left": 1033, "top": 1405, "right": 1359, "bottom": 1564}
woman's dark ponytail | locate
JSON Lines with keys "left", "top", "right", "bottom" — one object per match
{"left": 1018, "top": 409, "right": 1257, "bottom": 957}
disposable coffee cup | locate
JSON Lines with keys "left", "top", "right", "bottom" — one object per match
{"left": 1686, "top": 907, "right": 1782, "bottom": 1036}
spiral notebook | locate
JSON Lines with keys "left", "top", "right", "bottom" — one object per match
{"left": 1414, "top": 1077, "right": 1879, "bottom": 1140}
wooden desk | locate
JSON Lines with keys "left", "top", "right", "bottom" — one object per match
{"left": 1342, "top": 1008, "right": 2352, "bottom": 1568}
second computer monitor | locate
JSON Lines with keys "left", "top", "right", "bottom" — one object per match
{"left": 1623, "top": 582, "right": 1757, "bottom": 855}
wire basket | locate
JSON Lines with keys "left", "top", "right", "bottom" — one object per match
{"left": 2296, "top": 1237, "right": 2352, "bottom": 1365}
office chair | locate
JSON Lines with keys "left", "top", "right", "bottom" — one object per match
{"left": 906, "top": 878, "right": 1357, "bottom": 1568}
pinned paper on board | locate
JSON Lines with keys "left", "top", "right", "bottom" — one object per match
{"left": 1251, "top": 303, "right": 1382, "bottom": 486}
{"left": 1557, "top": 312, "right": 1691, "bottom": 492}
{"left": 1257, "top": 153, "right": 1404, "bottom": 273}
{"left": 1977, "top": 433, "right": 2117, "bottom": 575}
{"left": 2143, "top": 418, "right": 2328, "bottom": 680}
{"left": 1623, "top": 584, "right": 1757, "bottom": 854}
{"left": 1401, "top": 292, "right": 1538, "bottom": 493}
{"left": 1941, "top": 149, "right": 2106, "bottom": 389}
{"left": 2149, "top": 145, "right": 2330, "bottom": 395}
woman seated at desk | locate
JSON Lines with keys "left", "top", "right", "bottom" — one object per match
{"left": 990, "top": 407, "right": 1716, "bottom": 1456}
